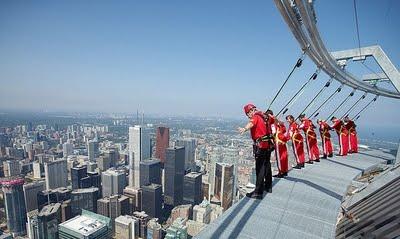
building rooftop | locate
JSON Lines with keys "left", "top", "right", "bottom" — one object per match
{"left": 195, "top": 148, "right": 394, "bottom": 239}
{"left": 142, "top": 183, "right": 162, "bottom": 190}
{"left": 115, "top": 215, "right": 137, "bottom": 226}
{"left": 39, "top": 203, "right": 61, "bottom": 217}
{"left": 59, "top": 211, "right": 110, "bottom": 236}
{"left": 140, "top": 158, "right": 161, "bottom": 165}
{"left": 71, "top": 188, "right": 99, "bottom": 194}
{"left": 185, "top": 172, "right": 202, "bottom": 178}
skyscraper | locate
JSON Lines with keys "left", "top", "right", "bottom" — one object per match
{"left": 87, "top": 140, "right": 99, "bottom": 162}
{"left": 97, "top": 156, "right": 111, "bottom": 172}
{"left": 80, "top": 171, "right": 101, "bottom": 189}
{"left": 193, "top": 199, "right": 212, "bottom": 224}
{"left": 128, "top": 125, "right": 151, "bottom": 188}
{"left": 62, "top": 142, "right": 73, "bottom": 158}
{"left": 71, "top": 188, "right": 99, "bottom": 216}
{"left": 101, "top": 168, "right": 126, "bottom": 197}
{"left": 141, "top": 184, "right": 162, "bottom": 219}
{"left": 104, "top": 149, "right": 119, "bottom": 168}
{"left": 115, "top": 215, "right": 139, "bottom": 239}
{"left": 71, "top": 165, "right": 87, "bottom": 190}
{"left": 2, "top": 178, "right": 27, "bottom": 237}
{"left": 37, "top": 187, "right": 71, "bottom": 210}
{"left": 97, "top": 195, "right": 130, "bottom": 226}
{"left": 183, "top": 172, "right": 202, "bottom": 206}
{"left": 132, "top": 211, "right": 150, "bottom": 239}
{"left": 147, "top": 218, "right": 163, "bottom": 239}
{"left": 175, "top": 138, "right": 197, "bottom": 171}
{"left": 140, "top": 159, "right": 161, "bottom": 187}
{"left": 214, "top": 163, "right": 234, "bottom": 211}
{"left": 29, "top": 203, "right": 61, "bottom": 239}
{"left": 44, "top": 159, "right": 68, "bottom": 190}
{"left": 3, "top": 160, "right": 21, "bottom": 177}
{"left": 155, "top": 126, "right": 169, "bottom": 164}
{"left": 58, "top": 210, "right": 112, "bottom": 239}
{"left": 164, "top": 147, "right": 185, "bottom": 207}
{"left": 165, "top": 217, "right": 188, "bottom": 239}
{"left": 123, "top": 187, "right": 142, "bottom": 213}
{"left": 23, "top": 181, "right": 45, "bottom": 212}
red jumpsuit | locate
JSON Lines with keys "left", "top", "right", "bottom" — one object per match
{"left": 318, "top": 121, "right": 333, "bottom": 158}
{"left": 331, "top": 119, "right": 349, "bottom": 156}
{"left": 299, "top": 118, "right": 320, "bottom": 161}
{"left": 345, "top": 120, "right": 358, "bottom": 153}
{"left": 286, "top": 122, "right": 305, "bottom": 165}
{"left": 274, "top": 122, "right": 289, "bottom": 174}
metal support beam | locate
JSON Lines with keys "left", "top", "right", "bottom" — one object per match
{"left": 274, "top": 0, "right": 400, "bottom": 99}
{"left": 331, "top": 46, "right": 400, "bottom": 93}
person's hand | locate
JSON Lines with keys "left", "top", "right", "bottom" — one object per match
{"left": 238, "top": 127, "right": 246, "bottom": 135}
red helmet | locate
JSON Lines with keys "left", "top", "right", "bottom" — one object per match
{"left": 243, "top": 103, "right": 256, "bottom": 114}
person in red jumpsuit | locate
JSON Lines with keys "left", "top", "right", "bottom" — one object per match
{"left": 330, "top": 116, "right": 349, "bottom": 156}
{"left": 317, "top": 119, "right": 333, "bottom": 158}
{"left": 344, "top": 116, "right": 358, "bottom": 154}
{"left": 238, "top": 103, "right": 273, "bottom": 199}
{"left": 299, "top": 114, "right": 320, "bottom": 163}
{"left": 274, "top": 120, "right": 289, "bottom": 177}
{"left": 265, "top": 110, "right": 288, "bottom": 178}
{"left": 285, "top": 115, "right": 305, "bottom": 169}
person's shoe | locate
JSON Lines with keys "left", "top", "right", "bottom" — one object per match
{"left": 250, "top": 193, "right": 263, "bottom": 199}
{"left": 293, "top": 164, "right": 302, "bottom": 169}
{"left": 315, "top": 159, "right": 320, "bottom": 162}
{"left": 306, "top": 161, "right": 313, "bottom": 164}
{"left": 301, "top": 163, "right": 305, "bottom": 168}
{"left": 322, "top": 155, "right": 327, "bottom": 159}
{"left": 273, "top": 173, "right": 284, "bottom": 178}
{"left": 246, "top": 191, "right": 254, "bottom": 198}
{"left": 328, "top": 154, "right": 333, "bottom": 158}
{"left": 283, "top": 172, "right": 288, "bottom": 177}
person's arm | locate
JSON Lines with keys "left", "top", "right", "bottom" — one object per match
{"left": 238, "top": 121, "right": 254, "bottom": 134}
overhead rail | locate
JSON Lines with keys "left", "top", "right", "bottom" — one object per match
{"left": 273, "top": 0, "right": 400, "bottom": 99}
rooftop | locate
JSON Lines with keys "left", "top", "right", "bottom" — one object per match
{"left": 140, "top": 158, "right": 161, "bottom": 165}
{"left": 195, "top": 148, "right": 395, "bottom": 239}
{"left": 39, "top": 203, "right": 61, "bottom": 217}
{"left": 60, "top": 213, "right": 108, "bottom": 236}
{"left": 185, "top": 172, "right": 202, "bottom": 178}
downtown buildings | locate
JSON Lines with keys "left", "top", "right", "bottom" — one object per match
{"left": 2, "top": 178, "right": 27, "bottom": 237}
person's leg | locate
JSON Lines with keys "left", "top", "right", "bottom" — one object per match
{"left": 321, "top": 136, "right": 327, "bottom": 158}
{"left": 275, "top": 143, "right": 282, "bottom": 175}
{"left": 312, "top": 139, "right": 320, "bottom": 161}
{"left": 327, "top": 138, "right": 333, "bottom": 157}
{"left": 305, "top": 136, "right": 313, "bottom": 162}
{"left": 298, "top": 141, "right": 305, "bottom": 166}
{"left": 254, "top": 149, "right": 266, "bottom": 195}
{"left": 282, "top": 145, "right": 289, "bottom": 175}
{"left": 338, "top": 133, "right": 344, "bottom": 155}
{"left": 264, "top": 150, "right": 272, "bottom": 192}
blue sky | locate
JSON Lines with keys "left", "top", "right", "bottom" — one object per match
{"left": 0, "top": 1, "right": 399, "bottom": 129}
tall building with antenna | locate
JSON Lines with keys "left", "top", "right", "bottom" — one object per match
{"left": 128, "top": 125, "right": 151, "bottom": 188}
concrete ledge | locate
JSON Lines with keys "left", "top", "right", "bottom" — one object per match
{"left": 195, "top": 149, "right": 387, "bottom": 239}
